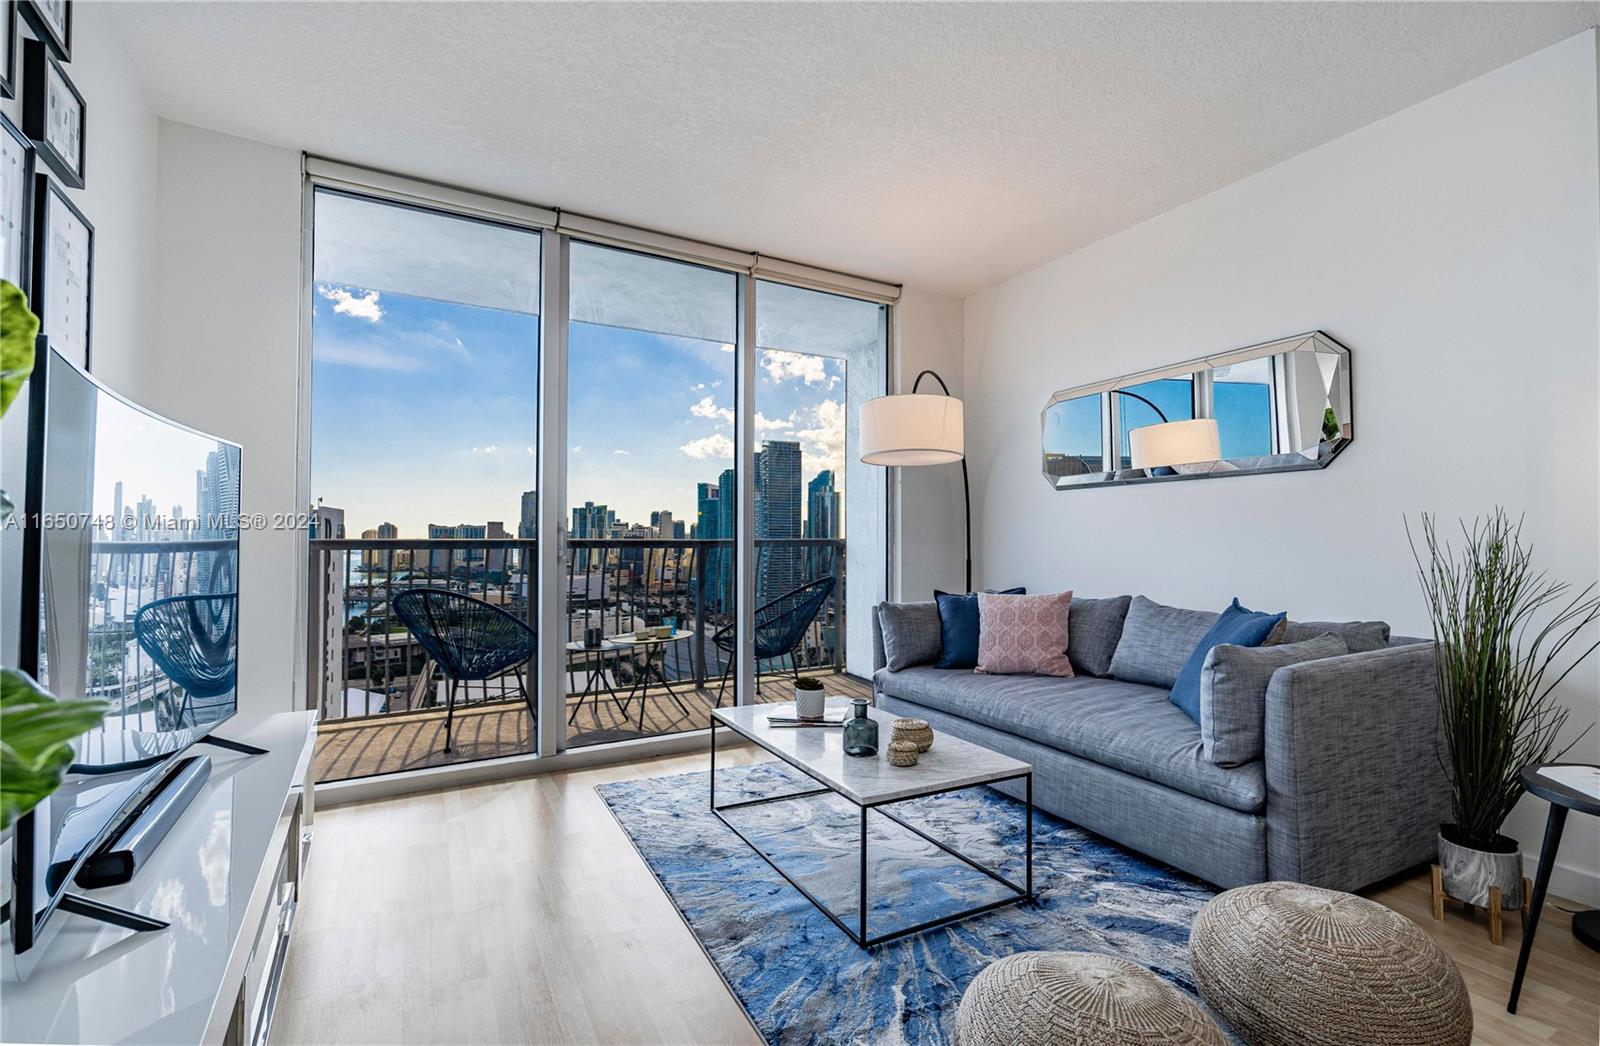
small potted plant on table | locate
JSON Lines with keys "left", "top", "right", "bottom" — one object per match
{"left": 1411, "top": 510, "right": 1598, "bottom": 942}
{"left": 793, "top": 676, "right": 826, "bottom": 721}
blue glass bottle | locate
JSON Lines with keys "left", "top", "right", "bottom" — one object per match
{"left": 842, "top": 698, "right": 878, "bottom": 757}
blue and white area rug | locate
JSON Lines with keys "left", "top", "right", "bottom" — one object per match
{"left": 597, "top": 761, "right": 1229, "bottom": 1045}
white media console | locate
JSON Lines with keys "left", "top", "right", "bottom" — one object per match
{"left": 2, "top": 712, "right": 316, "bottom": 1045}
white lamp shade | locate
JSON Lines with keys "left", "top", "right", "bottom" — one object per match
{"left": 860, "top": 393, "right": 964, "bottom": 466}
{"left": 1129, "top": 418, "right": 1221, "bottom": 469}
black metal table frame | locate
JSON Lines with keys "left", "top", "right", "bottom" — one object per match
{"left": 566, "top": 646, "right": 634, "bottom": 727}
{"left": 709, "top": 716, "right": 1033, "bottom": 948}
{"left": 623, "top": 638, "right": 693, "bottom": 721}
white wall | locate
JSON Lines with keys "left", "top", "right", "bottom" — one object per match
{"left": 147, "top": 121, "right": 304, "bottom": 718}
{"left": 963, "top": 32, "right": 1600, "bottom": 902}
{"left": 1, "top": 5, "right": 160, "bottom": 664}
{"left": 892, "top": 287, "right": 968, "bottom": 598}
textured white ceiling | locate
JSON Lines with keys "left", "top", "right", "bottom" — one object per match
{"left": 110, "top": 2, "right": 1598, "bottom": 296}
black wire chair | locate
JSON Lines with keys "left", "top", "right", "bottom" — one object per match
{"left": 711, "top": 576, "right": 836, "bottom": 705}
{"left": 392, "top": 589, "right": 536, "bottom": 753}
{"left": 134, "top": 593, "right": 238, "bottom": 728}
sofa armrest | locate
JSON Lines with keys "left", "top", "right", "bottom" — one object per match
{"left": 871, "top": 605, "right": 887, "bottom": 675}
{"left": 1264, "top": 643, "right": 1451, "bottom": 891}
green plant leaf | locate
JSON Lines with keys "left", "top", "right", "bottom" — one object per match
{"left": 0, "top": 668, "right": 109, "bottom": 830}
{"left": 1, "top": 279, "right": 40, "bottom": 418}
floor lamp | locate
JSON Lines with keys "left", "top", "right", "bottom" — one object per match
{"left": 860, "top": 369, "right": 971, "bottom": 592}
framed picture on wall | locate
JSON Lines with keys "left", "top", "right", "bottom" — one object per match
{"left": 31, "top": 173, "right": 90, "bottom": 369}
{"left": 1, "top": 111, "right": 32, "bottom": 290}
{"left": 1, "top": 2, "right": 17, "bottom": 100}
{"left": 21, "top": 38, "right": 83, "bottom": 188}
{"left": 18, "top": 0, "right": 66, "bottom": 61}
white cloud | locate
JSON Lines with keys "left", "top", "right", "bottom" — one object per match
{"left": 526, "top": 446, "right": 535, "bottom": 456}
{"left": 720, "top": 343, "right": 735, "bottom": 353}
{"left": 690, "top": 382, "right": 707, "bottom": 392}
{"left": 761, "top": 349, "right": 837, "bottom": 388}
{"left": 613, "top": 449, "right": 630, "bottom": 456}
{"left": 680, "top": 433, "right": 735, "bottom": 460}
{"left": 472, "top": 445, "right": 501, "bottom": 455}
{"left": 690, "top": 395, "right": 734, "bottom": 425}
{"left": 791, "top": 399, "right": 846, "bottom": 478}
{"left": 754, "top": 413, "right": 792, "bottom": 432}
{"left": 312, "top": 339, "right": 422, "bottom": 372}
{"left": 318, "top": 285, "right": 384, "bottom": 322}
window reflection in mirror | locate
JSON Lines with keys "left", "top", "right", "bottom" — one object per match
{"left": 1042, "top": 394, "right": 1103, "bottom": 483}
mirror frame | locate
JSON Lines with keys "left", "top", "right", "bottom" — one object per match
{"left": 1041, "top": 330, "right": 1353, "bottom": 490}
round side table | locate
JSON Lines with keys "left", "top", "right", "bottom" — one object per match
{"left": 1507, "top": 762, "right": 1600, "bottom": 1014}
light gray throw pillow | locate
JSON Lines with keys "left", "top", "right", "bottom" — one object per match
{"left": 1200, "top": 634, "right": 1349, "bottom": 766}
{"left": 878, "top": 601, "right": 942, "bottom": 671}
{"left": 1067, "top": 595, "right": 1132, "bottom": 677}
{"left": 1277, "top": 619, "right": 1391, "bottom": 653}
{"left": 1108, "top": 595, "right": 1219, "bottom": 688}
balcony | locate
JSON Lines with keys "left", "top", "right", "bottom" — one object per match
{"left": 307, "top": 536, "right": 853, "bottom": 782}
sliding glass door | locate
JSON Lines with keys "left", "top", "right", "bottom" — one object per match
{"left": 305, "top": 176, "right": 892, "bottom": 779}
{"left": 306, "top": 188, "right": 542, "bottom": 782}
{"left": 562, "top": 243, "right": 739, "bottom": 747}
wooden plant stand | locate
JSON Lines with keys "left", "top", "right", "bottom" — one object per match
{"left": 1431, "top": 864, "right": 1532, "bottom": 945}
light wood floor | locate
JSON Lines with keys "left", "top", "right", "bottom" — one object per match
{"left": 276, "top": 749, "right": 1600, "bottom": 1046}
{"left": 313, "top": 671, "right": 871, "bottom": 783}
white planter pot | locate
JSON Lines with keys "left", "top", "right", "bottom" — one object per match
{"left": 1438, "top": 827, "right": 1523, "bottom": 909}
{"left": 794, "top": 686, "right": 826, "bottom": 721}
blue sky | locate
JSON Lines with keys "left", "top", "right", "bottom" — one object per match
{"left": 1043, "top": 376, "right": 1272, "bottom": 466}
{"left": 310, "top": 285, "right": 845, "bottom": 536}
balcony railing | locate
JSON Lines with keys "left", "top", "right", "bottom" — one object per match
{"left": 305, "top": 536, "right": 845, "bottom": 726}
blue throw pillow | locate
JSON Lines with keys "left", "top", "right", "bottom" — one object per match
{"left": 934, "top": 588, "right": 1026, "bottom": 669}
{"left": 1169, "top": 598, "right": 1285, "bottom": 723}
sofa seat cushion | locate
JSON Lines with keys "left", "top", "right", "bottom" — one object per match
{"left": 874, "top": 666, "right": 1265, "bottom": 814}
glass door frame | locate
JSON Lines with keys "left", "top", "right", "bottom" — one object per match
{"left": 535, "top": 232, "right": 760, "bottom": 757}
{"left": 300, "top": 159, "right": 897, "bottom": 783}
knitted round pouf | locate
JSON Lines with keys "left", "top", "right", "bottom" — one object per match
{"left": 1189, "top": 882, "right": 1472, "bottom": 1046}
{"left": 954, "top": 952, "right": 1225, "bottom": 1046}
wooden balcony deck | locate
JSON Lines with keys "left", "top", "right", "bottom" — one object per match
{"left": 312, "top": 669, "right": 873, "bottom": 783}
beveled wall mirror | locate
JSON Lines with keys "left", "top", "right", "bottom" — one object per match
{"left": 1042, "top": 331, "right": 1352, "bottom": 490}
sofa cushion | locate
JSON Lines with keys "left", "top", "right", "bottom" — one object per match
{"left": 934, "top": 588, "right": 1025, "bottom": 669}
{"left": 1279, "top": 619, "right": 1391, "bottom": 653}
{"left": 874, "top": 666, "right": 1266, "bottom": 813}
{"left": 1068, "top": 594, "right": 1132, "bottom": 677}
{"left": 877, "top": 600, "right": 942, "bottom": 671}
{"left": 1170, "top": 599, "right": 1286, "bottom": 723}
{"left": 976, "top": 591, "right": 1074, "bottom": 676}
{"left": 1108, "top": 596, "right": 1219, "bottom": 688}
{"left": 1200, "top": 634, "right": 1348, "bottom": 767}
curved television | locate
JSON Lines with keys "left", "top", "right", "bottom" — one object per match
{"left": 9, "top": 348, "right": 243, "bottom": 960}
{"left": 25, "top": 348, "right": 242, "bottom": 765}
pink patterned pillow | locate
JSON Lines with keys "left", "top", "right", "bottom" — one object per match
{"left": 975, "top": 591, "right": 1074, "bottom": 676}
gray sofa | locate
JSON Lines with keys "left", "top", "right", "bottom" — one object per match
{"left": 871, "top": 596, "right": 1452, "bottom": 891}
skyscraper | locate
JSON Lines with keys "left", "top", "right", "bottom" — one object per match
{"left": 756, "top": 440, "right": 802, "bottom": 603}
{"left": 804, "top": 469, "right": 839, "bottom": 579}
{"left": 714, "top": 468, "right": 737, "bottom": 611}
{"left": 519, "top": 489, "right": 537, "bottom": 539}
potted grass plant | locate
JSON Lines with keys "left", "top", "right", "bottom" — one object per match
{"left": 1410, "top": 509, "right": 1598, "bottom": 912}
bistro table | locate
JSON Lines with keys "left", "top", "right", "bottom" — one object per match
{"left": 1507, "top": 762, "right": 1600, "bottom": 1013}
{"left": 564, "top": 638, "right": 635, "bottom": 726}
{"left": 613, "top": 628, "right": 696, "bottom": 721}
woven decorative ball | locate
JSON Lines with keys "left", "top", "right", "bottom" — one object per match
{"left": 954, "top": 951, "right": 1225, "bottom": 1046}
{"left": 887, "top": 739, "right": 920, "bottom": 767}
{"left": 1189, "top": 882, "right": 1472, "bottom": 1046}
{"left": 891, "top": 717, "right": 934, "bottom": 752}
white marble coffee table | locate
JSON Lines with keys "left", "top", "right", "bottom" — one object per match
{"left": 710, "top": 698, "right": 1033, "bottom": 947}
